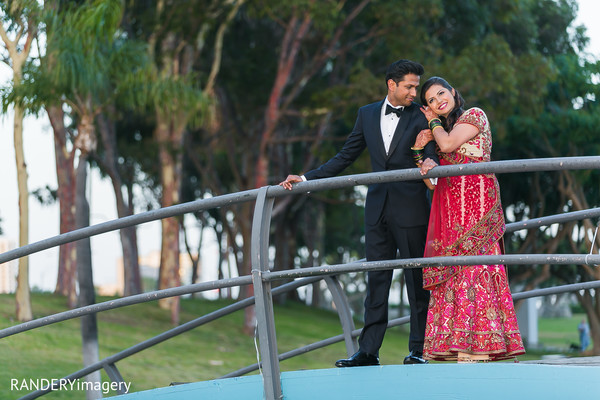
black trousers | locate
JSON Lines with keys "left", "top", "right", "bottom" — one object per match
{"left": 358, "top": 205, "right": 430, "bottom": 356}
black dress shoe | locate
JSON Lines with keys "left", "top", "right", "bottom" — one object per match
{"left": 335, "top": 351, "right": 380, "bottom": 367}
{"left": 403, "top": 351, "right": 428, "bottom": 364}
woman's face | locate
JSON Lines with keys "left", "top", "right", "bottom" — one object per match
{"left": 423, "top": 84, "right": 456, "bottom": 117}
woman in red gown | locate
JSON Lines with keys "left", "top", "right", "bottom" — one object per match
{"left": 413, "top": 76, "right": 525, "bottom": 362}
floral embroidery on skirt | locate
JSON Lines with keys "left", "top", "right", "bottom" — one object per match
{"left": 423, "top": 259, "right": 525, "bottom": 361}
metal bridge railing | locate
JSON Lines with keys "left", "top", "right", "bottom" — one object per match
{"left": 0, "top": 156, "right": 598, "bottom": 400}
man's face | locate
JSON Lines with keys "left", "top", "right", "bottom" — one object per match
{"left": 387, "top": 73, "right": 420, "bottom": 107}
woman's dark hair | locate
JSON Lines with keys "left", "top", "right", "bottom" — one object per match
{"left": 419, "top": 76, "right": 465, "bottom": 130}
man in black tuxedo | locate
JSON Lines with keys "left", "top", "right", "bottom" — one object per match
{"left": 279, "top": 59, "right": 436, "bottom": 366}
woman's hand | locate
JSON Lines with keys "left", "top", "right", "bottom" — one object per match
{"left": 414, "top": 129, "right": 434, "bottom": 148}
{"left": 420, "top": 106, "right": 439, "bottom": 122}
{"left": 419, "top": 158, "right": 438, "bottom": 176}
{"left": 279, "top": 174, "right": 303, "bottom": 190}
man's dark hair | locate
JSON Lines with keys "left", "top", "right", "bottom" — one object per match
{"left": 385, "top": 59, "right": 425, "bottom": 84}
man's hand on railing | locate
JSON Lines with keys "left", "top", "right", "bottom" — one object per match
{"left": 419, "top": 158, "right": 438, "bottom": 176}
{"left": 279, "top": 174, "right": 303, "bottom": 190}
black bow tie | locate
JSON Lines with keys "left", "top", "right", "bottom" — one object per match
{"left": 385, "top": 104, "right": 403, "bottom": 117}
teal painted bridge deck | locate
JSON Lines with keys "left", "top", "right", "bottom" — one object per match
{"left": 113, "top": 359, "right": 600, "bottom": 399}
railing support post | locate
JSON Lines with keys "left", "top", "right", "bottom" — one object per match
{"left": 251, "top": 186, "right": 282, "bottom": 400}
{"left": 325, "top": 276, "right": 358, "bottom": 355}
{"left": 103, "top": 363, "right": 127, "bottom": 394}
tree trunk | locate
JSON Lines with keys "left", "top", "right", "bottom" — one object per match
{"left": 254, "top": 12, "right": 312, "bottom": 190}
{"left": 181, "top": 219, "right": 202, "bottom": 288}
{"left": 310, "top": 201, "right": 325, "bottom": 307}
{"left": 13, "top": 103, "right": 32, "bottom": 322}
{"left": 213, "top": 226, "right": 224, "bottom": 298}
{"left": 119, "top": 226, "right": 141, "bottom": 296}
{"left": 155, "top": 116, "right": 183, "bottom": 324}
{"left": 96, "top": 112, "right": 141, "bottom": 296}
{"left": 158, "top": 216, "right": 181, "bottom": 324}
{"left": 557, "top": 170, "right": 600, "bottom": 353}
{"left": 273, "top": 217, "right": 290, "bottom": 305}
{"left": 47, "top": 105, "right": 78, "bottom": 308}
{"left": 238, "top": 203, "right": 255, "bottom": 335}
{"left": 75, "top": 155, "right": 102, "bottom": 399}
{"left": 1, "top": 0, "right": 36, "bottom": 322}
{"left": 225, "top": 231, "right": 235, "bottom": 300}
{"left": 124, "top": 182, "right": 140, "bottom": 291}
{"left": 578, "top": 290, "right": 600, "bottom": 355}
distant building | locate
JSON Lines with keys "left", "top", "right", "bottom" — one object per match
{"left": 0, "top": 237, "right": 17, "bottom": 293}
{"left": 96, "top": 250, "right": 199, "bottom": 296}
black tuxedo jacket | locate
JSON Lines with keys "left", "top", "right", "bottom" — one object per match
{"left": 304, "top": 100, "right": 437, "bottom": 228}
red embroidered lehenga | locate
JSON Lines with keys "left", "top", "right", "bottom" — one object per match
{"left": 422, "top": 108, "right": 525, "bottom": 361}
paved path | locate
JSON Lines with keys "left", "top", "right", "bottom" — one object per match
{"left": 521, "top": 355, "right": 600, "bottom": 366}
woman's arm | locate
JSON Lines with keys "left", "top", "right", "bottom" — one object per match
{"left": 420, "top": 107, "right": 479, "bottom": 153}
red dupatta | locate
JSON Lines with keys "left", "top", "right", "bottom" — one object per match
{"left": 422, "top": 151, "right": 505, "bottom": 290}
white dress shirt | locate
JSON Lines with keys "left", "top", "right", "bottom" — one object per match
{"left": 381, "top": 97, "right": 403, "bottom": 155}
{"left": 300, "top": 97, "right": 414, "bottom": 182}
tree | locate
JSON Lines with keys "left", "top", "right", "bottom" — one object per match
{"left": 501, "top": 51, "right": 600, "bottom": 353}
{"left": 245, "top": 0, "right": 598, "bottom": 328}
{"left": 196, "top": 0, "right": 382, "bottom": 333}
{"left": 8, "top": 0, "right": 149, "bottom": 305}
{"left": 44, "top": 1, "right": 130, "bottom": 396}
{"left": 94, "top": 109, "right": 143, "bottom": 296}
{"left": 0, "top": 0, "right": 41, "bottom": 322}
{"left": 417, "top": 0, "right": 596, "bottom": 351}
{"left": 122, "top": 0, "right": 245, "bottom": 324}
{"left": 13, "top": 0, "right": 155, "bottom": 395}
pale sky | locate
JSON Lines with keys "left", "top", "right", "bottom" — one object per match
{"left": 1, "top": 0, "right": 599, "bottom": 291}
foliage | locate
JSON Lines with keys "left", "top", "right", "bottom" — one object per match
{"left": 98, "top": 0, "right": 600, "bottom": 312}
{"left": 3, "top": 0, "right": 600, "bottom": 343}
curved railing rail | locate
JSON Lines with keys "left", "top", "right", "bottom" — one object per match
{"left": 1, "top": 156, "right": 598, "bottom": 265}
{"left": 0, "top": 156, "right": 599, "bottom": 400}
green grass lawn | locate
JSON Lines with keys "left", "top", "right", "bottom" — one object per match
{"left": 0, "top": 292, "right": 593, "bottom": 399}
{"left": 536, "top": 313, "right": 590, "bottom": 351}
